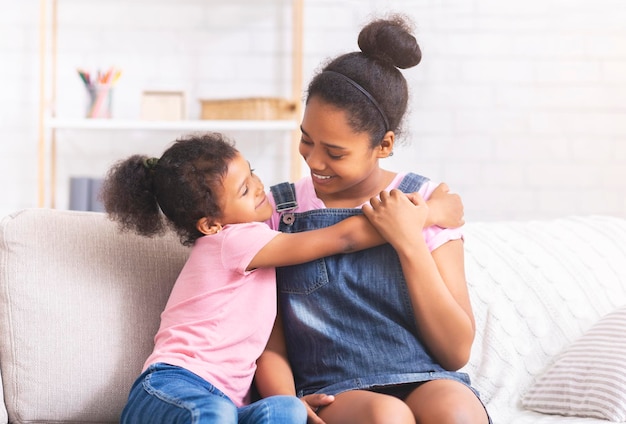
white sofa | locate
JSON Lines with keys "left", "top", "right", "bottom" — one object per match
{"left": 1, "top": 208, "right": 625, "bottom": 423}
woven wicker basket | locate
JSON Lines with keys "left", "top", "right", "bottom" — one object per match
{"left": 199, "top": 97, "right": 297, "bottom": 120}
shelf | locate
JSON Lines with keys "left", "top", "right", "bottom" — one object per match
{"left": 38, "top": 0, "right": 304, "bottom": 208}
{"left": 46, "top": 118, "right": 299, "bottom": 132}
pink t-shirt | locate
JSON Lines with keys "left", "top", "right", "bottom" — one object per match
{"left": 143, "top": 222, "right": 280, "bottom": 406}
{"left": 268, "top": 174, "right": 463, "bottom": 251}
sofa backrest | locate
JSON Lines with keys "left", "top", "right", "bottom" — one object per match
{"left": 3, "top": 209, "right": 626, "bottom": 423}
{"left": 0, "top": 209, "right": 189, "bottom": 423}
{"left": 462, "top": 215, "right": 626, "bottom": 421}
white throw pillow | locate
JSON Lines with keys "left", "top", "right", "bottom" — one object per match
{"left": 521, "top": 305, "right": 626, "bottom": 422}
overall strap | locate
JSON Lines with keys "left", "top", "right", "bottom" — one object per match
{"left": 270, "top": 182, "right": 298, "bottom": 212}
{"left": 396, "top": 173, "right": 429, "bottom": 193}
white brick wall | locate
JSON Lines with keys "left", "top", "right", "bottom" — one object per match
{"left": 1, "top": 0, "right": 625, "bottom": 220}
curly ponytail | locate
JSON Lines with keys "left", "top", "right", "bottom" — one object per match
{"left": 100, "top": 154, "right": 167, "bottom": 238}
{"left": 101, "top": 133, "right": 238, "bottom": 246}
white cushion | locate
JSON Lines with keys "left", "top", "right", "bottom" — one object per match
{"left": 462, "top": 216, "right": 626, "bottom": 423}
{"left": 521, "top": 305, "right": 626, "bottom": 421}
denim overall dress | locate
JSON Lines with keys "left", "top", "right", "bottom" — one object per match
{"left": 270, "top": 173, "right": 475, "bottom": 398}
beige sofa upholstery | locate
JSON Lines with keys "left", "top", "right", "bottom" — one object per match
{"left": 1, "top": 208, "right": 626, "bottom": 423}
{"left": 0, "top": 209, "right": 189, "bottom": 423}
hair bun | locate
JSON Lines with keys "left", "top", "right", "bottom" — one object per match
{"left": 357, "top": 14, "right": 421, "bottom": 69}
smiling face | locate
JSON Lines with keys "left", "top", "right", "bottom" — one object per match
{"left": 299, "top": 95, "right": 394, "bottom": 207}
{"left": 216, "top": 152, "right": 273, "bottom": 226}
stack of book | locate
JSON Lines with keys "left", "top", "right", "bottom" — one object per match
{"left": 69, "top": 177, "right": 104, "bottom": 212}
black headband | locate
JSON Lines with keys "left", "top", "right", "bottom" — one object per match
{"left": 323, "top": 70, "right": 390, "bottom": 131}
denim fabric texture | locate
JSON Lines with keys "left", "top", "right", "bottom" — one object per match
{"left": 120, "top": 363, "right": 306, "bottom": 424}
{"left": 271, "top": 173, "right": 474, "bottom": 397}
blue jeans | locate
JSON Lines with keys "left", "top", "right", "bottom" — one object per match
{"left": 121, "top": 363, "right": 307, "bottom": 424}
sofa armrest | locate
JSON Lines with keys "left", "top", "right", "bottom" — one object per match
{"left": 0, "top": 209, "right": 189, "bottom": 423}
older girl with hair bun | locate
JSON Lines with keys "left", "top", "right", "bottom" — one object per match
{"left": 101, "top": 132, "right": 459, "bottom": 424}
{"left": 255, "top": 14, "right": 491, "bottom": 424}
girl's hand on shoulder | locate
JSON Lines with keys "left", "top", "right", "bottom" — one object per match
{"left": 300, "top": 393, "right": 334, "bottom": 424}
{"left": 362, "top": 189, "right": 428, "bottom": 248}
{"left": 425, "top": 182, "right": 464, "bottom": 228}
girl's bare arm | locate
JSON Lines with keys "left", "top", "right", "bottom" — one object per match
{"left": 250, "top": 182, "right": 462, "bottom": 271}
{"left": 362, "top": 189, "right": 475, "bottom": 370}
{"left": 255, "top": 313, "right": 334, "bottom": 424}
{"left": 423, "top": 182, "right": 465, "bottom": 228}
{"left": 248, "top": 214, "right": 384, "bottom": 270}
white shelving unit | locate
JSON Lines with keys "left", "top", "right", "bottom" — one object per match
{"left": 37, "top": 0, "right": 303, "bottom": 208}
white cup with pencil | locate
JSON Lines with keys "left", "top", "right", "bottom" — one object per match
{"left": 78, "top": 67, "right": 122, "bottom": 119}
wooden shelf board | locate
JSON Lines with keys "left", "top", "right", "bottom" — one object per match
{"left": 46, "top": 118, "right": 298, "bottom": 131}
